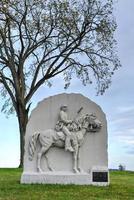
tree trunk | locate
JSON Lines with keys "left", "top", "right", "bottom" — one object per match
{"left": 17, "top": 106, "right": 28, "bottom": 168}
{"left": 19, "top": 125, "right": 25, "bottom": 168}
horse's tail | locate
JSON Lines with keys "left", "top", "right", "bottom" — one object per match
{"left": 28, "top": 133, "right": 40, "bottom": 161}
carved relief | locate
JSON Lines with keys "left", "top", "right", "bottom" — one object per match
{"left": 28, "top": 106, "right": 102, "bottom": 173}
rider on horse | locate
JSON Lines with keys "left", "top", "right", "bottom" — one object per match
{"left": 55, "top": 105, "right": 74, "bottom": 152}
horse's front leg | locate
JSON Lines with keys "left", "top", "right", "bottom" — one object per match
{"left": 77, "top": 147, "right": 84, "bottom": 173}
{"left": 73, "top": 145, "right": 79, "bottom": 173}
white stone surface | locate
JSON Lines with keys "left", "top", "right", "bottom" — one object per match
{"left": 21, "top": 93, "right": 109, "bottom": 185}
{"left": 21, "top": 172, "right": 91, "bottom": 185}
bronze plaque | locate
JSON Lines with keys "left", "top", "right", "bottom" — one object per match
{"left": 92, "top": 172, "right": 108, "bottom": 182}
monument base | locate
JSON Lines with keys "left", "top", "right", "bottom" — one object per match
{"left": 21, "top": 171, "right": 109, "bottom": 186}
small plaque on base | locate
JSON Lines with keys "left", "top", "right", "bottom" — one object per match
{"left": 93, "top": 172, "right": 108, "bottom": 182}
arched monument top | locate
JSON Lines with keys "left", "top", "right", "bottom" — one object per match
{"left": 21, "top": 93, "right": 109, "bottom": 185}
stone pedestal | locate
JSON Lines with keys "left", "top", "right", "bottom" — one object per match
{"left": 21, "top": 172, "right": 91, "bottom": 185}
{"left": 21, "top": 170, "right": 109, "bottom": 186}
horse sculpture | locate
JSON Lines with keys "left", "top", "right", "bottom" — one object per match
{"left": 28, "top": 113, "right": 102, "bottom": 173}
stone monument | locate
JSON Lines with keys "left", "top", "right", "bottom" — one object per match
{"left": 21, "top": 93, "right": 109, "bottom": 185}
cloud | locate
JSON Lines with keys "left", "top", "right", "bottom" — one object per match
{"left": 117, "top": 106, "right": 134, "bottom": 113}
{"left": 108, "top": 104, "right": 134, "bottom": 156}
{"left": 126, "top": 150, "right": 134, "bottom": 155}
{"left": 109, "top": 105, "right": 134, "bottom": 130}
{"left": 110, "top": 129, "right": 134, "bottom": 155}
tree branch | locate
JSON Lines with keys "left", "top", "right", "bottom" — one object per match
{"left": 0, "top": 72, "right": 17, "bottom": 111}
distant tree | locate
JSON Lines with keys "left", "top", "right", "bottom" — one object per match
{"left": 118, "top": 164, "right": 126, "bottom": 171}
{"left": 0, "top": 0, "right": 121, "bottom": 167}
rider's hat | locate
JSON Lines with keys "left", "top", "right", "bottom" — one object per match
{"left": 60, "top": 104, "right": 68, "bottom": 109}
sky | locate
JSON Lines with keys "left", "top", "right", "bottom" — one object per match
{"left": 0, "top": 0, "right": 134, "bottom": 171}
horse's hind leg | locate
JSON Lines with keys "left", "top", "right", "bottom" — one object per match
{"left": 37, "top": 147, "right": 45, "bottom": 172}
{"left": 37, "top": 145, "right": 50, "bottom": 172}
{"left": 44, "top": 154, "right": 54, "bottom": 171}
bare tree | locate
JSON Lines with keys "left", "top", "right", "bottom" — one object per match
{"left": 0, "top": 0, "right": 121, "bottom": 167}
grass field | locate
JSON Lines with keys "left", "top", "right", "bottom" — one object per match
{"left": 0, "top": 169, "right": 133, "bottom": 200}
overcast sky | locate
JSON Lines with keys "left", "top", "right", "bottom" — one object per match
{"left": 0, "top": 0, "right": 134, "bottom": 170}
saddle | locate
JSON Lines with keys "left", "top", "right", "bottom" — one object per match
{"left": 56, "top": 131, "right": 66, "bottom": 141}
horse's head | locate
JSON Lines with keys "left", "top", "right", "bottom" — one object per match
{"left": 79, "top": 114, "right": 91, "bottom": 130}
{"left": 88, "top": 113, "right": 102, "bottom": 132}
{"left": 79, "top": 113, "right": 102, "bottom": 132}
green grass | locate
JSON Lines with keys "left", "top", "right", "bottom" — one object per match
{"left": 0, "top": 169, "right": 133, "bottom": 200}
